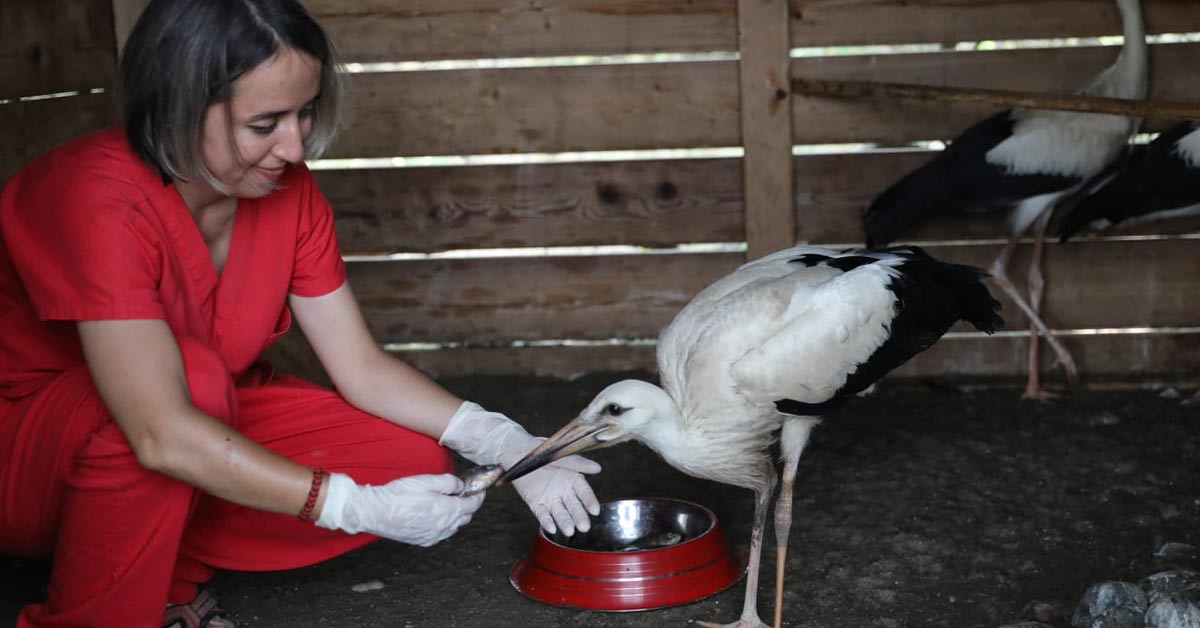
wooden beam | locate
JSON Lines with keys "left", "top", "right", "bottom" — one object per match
{"left": 110, "top": 0, "right": 149, "bottom": 57}
{"left": 738, "top": 0, "right": 796, "bottom": 259}
{"left": 792, "top": 77, "right": 1200, "bottom": 121}
{"left": 789, "top": 0, "right": 1200, "bottom": 48}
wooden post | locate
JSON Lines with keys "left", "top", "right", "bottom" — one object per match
{"left": 111, "top": 0, "right": 150, "bottom": 57}
{"left": 738, "top": 0, "right": 795, "bottom": 260}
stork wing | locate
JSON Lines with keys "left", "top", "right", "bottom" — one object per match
{"left": 727, "top": 260, "right": 898, "bottom": 407}
{"left": 656, "top": 245, "right": 846, "bottom": 404}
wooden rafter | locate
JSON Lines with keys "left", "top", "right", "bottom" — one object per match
{"left": 792, "top": 77, "right": 1200, "bottom": 121}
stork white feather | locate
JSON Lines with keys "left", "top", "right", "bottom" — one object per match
{"left": 1176, "top": 126, "right": 1200, "bottom": 168}
{"left": 988, "top": 0, "right": 1147, "bottom": 179}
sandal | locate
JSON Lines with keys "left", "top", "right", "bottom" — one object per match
{"left": 162, "top": 590, "right": 241, "bottom": 628}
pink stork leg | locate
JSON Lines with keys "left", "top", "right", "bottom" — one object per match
{"left": 1021, "top": 210, "right": 1062, "bottom": 400}
{"left": 988, "top": 231, "right": 1079, "bottom": 398}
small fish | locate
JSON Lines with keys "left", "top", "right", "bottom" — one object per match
{"left": 618, "top": 531, "right": 684, "bottom": 552}
{"left": 457, "top": 464, "right": 503, "bottom": 497}
{"left": 580, "top": 530, "right": 687, "bottom": 552}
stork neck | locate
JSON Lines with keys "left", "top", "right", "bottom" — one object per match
{"left": 1112, "top": 0, "right": 1148, "bottom": 96}
{"left": 638, "top": 403, "right": 687, "bottom": 454}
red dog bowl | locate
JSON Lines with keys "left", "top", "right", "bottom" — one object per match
{"left": 510, "top": 497, "right": 744, "bottom": 611}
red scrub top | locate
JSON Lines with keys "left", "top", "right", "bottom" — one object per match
{"left": 0, "top": 126, "right": 347, "bottom": 400}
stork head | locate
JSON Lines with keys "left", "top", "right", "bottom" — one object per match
{"left": 497, "top": 379, "right": 677, "bottom": 485}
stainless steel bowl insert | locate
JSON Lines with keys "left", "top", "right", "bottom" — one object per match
{"left": 546, "top": 498, "right": 714, "bottom": 552}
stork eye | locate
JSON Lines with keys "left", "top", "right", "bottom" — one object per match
{"left": 604, "top": 403, "right": 625, "bottom": 416}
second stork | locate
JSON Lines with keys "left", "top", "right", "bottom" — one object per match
{"left": 861, "top": 0, "right": 1147, "bottom": 399}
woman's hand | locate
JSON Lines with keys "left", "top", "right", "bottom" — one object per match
{"left": 439, "top": 402, "right": 601, "bottom": 535}
{"left": 507, "top": 453, "right": 601, "bottom": 536}
{"left": 316, "top": 472, "right": 485, "bottom": 546}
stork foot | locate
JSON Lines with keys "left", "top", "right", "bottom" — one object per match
{"left": 1047, "top": 346, "right": 1080, "bottom": 390}
{"left": 1020, "top": 384, "right": 1060, "bottom": 403}
{"left": 695, "top": 618, "right": 770, "bottom": 628}
{"left": 1021, "top": 365, "right": 1059, "bottom": 403}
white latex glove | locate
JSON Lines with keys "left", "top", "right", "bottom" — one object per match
{"left": 315, "top": 472, "right": 484, "bottom": 547}
{"left": 440, "top": 401, "right": 601, "bottom": 536}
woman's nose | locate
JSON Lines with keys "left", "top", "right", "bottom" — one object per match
{"left": 274, "top": 118, "right": 306, "bottom": 163}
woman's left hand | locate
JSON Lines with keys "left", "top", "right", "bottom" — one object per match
{"left": 507, "top": 446, "right": 600, "bottom": 535}
{"left": 439, "top": 401, "right": 601, "bottom": 534}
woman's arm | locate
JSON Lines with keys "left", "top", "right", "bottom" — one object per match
{"left": 289, "top": 282, "right": 602, "bottom": 535}
{"left": 287, "top": 281, "right": 462, "bottom": 438}
{"left": 77, "top": 319, "right": 326, "bottom": 517}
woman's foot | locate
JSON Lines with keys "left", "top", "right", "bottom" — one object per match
{"left": 162, "top": 590, "right": 240, "bottom": 628}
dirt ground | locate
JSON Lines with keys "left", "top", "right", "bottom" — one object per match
{"left": 3, "top": 372, "right": 1198, "bottom": 628}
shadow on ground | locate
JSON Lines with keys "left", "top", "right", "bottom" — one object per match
{"left": 3, "top": 373, "right": 1198, "bottom": 627}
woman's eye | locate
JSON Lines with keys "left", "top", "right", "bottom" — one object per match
{"left": 249, "top": 123, "right": 277, "bottom": 136}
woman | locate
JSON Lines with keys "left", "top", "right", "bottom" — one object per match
{"left": 0, "top": 1, "right": 600, "bottom": 626}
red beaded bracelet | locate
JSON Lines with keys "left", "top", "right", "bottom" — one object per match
{"left": 297, "top": 468, "right": 326, "bottom": 522}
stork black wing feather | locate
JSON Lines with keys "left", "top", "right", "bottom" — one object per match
{"left": 1058, "top": 121, "right": 1200, "bottom": 242}
{"left": 863, "top": 110, "right": 1083, "bottom": 248}
{"left": 775, "top": 247, "right": 1002, "bottom": 416}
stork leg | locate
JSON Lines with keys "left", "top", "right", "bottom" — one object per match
{"left": 987, "top": 233, "right": 1079, "bottom": 395}
{"left": 697, "top": 463, "right": 776, "bottom": 628}
{"left": 1022, "top": 211, "right": 1059, "bottom": 401}
{"left": 772, "top": 418, "right": 820, "bottom": 628}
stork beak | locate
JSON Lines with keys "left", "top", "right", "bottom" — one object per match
{"left": 496, "top": 417, "right": 610, "bottom": 485}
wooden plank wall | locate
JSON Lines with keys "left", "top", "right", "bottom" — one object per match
{"left": 2, "top": 0, "right": 1198, "bottom": 386}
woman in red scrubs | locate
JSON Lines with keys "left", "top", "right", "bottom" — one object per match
{"left": 0, "top": 1, "right": 600, "bottom": 626}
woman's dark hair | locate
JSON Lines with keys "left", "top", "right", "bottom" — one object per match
{"left": 118, "top": 0, "right": 347, "bottom": 187}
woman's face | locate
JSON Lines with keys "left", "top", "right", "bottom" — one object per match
{"left": 198, "top": 46, "right": 322, "bottom": 199}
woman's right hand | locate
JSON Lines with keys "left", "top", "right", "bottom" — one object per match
{"left": 315, "top": 472, "right": 485, "bottom": 546}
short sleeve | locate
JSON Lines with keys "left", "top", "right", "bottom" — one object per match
{"left": 290, "top": 166, "right": 347, "bottom": 297}
{"left": 2, "top": 167, "right": 164, "bottom": 322}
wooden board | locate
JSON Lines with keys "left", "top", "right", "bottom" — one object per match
{"left": 0, "top": 0, "right": 116, "bottom": 100}
{"left": 315, "top": 158, "right": 744, "bottom": 254}
{"left": 792, "top": 150, "right": 1200, "bottom": 244}
{"left": 265, "top": 328, "right": 1200, "bottom": 382}
{"left": 346, "top": 252, "right": 744, "bottom": 344}
{"left": 112, "top": 0, "right": 151, "bottom": 57}
{"left": 308, "top": 0, "right": 737, "bottom": 61}
{"left": 889, "top": 330, "right": 1200, "bottom": 381}
{"left": 327, "top": 61, "right": 741, "bottom": 158}
{"left": 0, "top": 92, "right": 118, "bottom": 180}
{"left": 932, "top": 239, "right": 1200, "bottom": 332}
{"left": 344, "top": 240, "right": 1199, "bottom": 345}
{"left": 792, "top": 42, "right": 1200, "bottom": 145}
{"left": 791, "top": 0, "right": 1200, "bottom": 47}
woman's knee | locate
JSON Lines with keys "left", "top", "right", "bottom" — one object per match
{"left": 335, "top": 424, "right": 455, "bottom": 486}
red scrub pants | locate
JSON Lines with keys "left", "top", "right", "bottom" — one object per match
{"left": 0, "top": 338, "right": 453, "bottom": 628}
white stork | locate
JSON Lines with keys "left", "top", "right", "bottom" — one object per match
{"left": 498, "top": 245, "right": 1003, "bottom": 628}
{"left": 1058, "top": 120, "right": 1200, "bottom": 241}
{"left": 862, "top": 0, "right": 1147, "bottom": 400}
